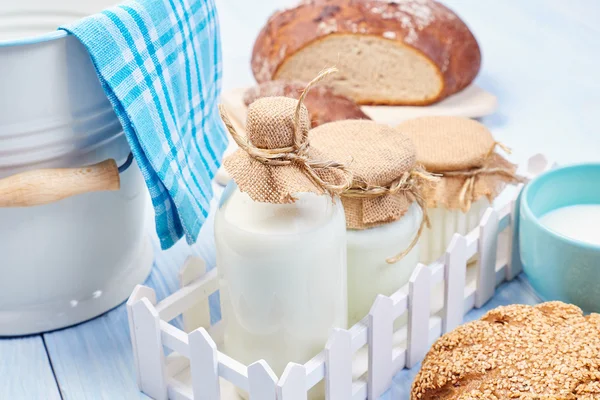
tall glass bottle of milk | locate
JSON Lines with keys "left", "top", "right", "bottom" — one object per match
{"left": 216, "top": 94, "right": 349, "bottom": 399}
{"left": 310, "top": 120, "right": 436, "bottom": 327}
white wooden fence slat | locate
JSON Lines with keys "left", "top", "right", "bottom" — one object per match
{"left": 189, "top": 328, "right": 220, "bottom": 400}
{"left": 443, "top": 234, "right": 467, "bottom": 333}
{"left": 132, "top": 298, "right": 168, "bottom": 400}
{"left": 325, "top": 329, "right": 352, "bottom": 400}
{"left": 463, "top": 284, "right": 476, "bottom": 315}
{"left": 506, "top": 183, "right": 524, "bottom": 280}
{"left": 475, "top": 208, "right": 499, "bottom": 308}
{"left": 304, "top": 352, "right": 326, "bottom": 390}
{"left": 127, "top": 285, "right": 157, "bottom": 305}
{"left": 390, "top": 290, "right": 408, "bottom": 320}
{"left": 392, "top": 348, "right": 406, "bottom": 373}
{"left": 277, "top": 363, "right": 307, "bottom": 400}
{"left": 208, "top": 319, "right": 225, "bottom": 346}
{"left": 160, "top": 321, "right": 190, "bottom": 357}
{"left": 165, "top": 353, "right": 189, "bottom": 379}
{"left": 218, "top": 353, "right": 249, "bottom": 391}
{"left": 127, "top": 285, "right": 157, "bottom": 389}
{"left": 352, "top": 380, "right": 368, "bottom": 400}
{"left": 465, "top": 229, "right": 478, "bottom": 259}
{"left": 495, "top": 260, "right": 508, "bottom": 287}
{"left": 167, "top": 378, "right": 193, "bottom": 400}
{"left": 368, "top": 295, "right": 394, "bottom": 399}
{"left": 179, "top": 256, "right": 210, "bottom": 332}
{"left": 156, "top": 268, "right": 218, "bottom": 323}
{"left": 348, "top": 317, "right": 369, "bottom": 353}
{"left": 430, "top": 261, "right": 444, "bottom": 284}
{"left": 496, "top": 202, "right": 511, "bottom": 232}
{"left": 428, "top": 317, "right": 443, "bottom": 347}
{"left": 248, "top": 360, "right": 278, "bottom": 400}
{"left": 526, "top": 153, "right": 549, "bottom": 178}
{"left": 406, "top": 264, "right": 431, "bottom": 368}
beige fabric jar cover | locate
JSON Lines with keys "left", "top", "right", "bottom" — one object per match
{"left": 310, "top": 120, "right": 437, "bottom": 263}
{"left": 220, "top": 71, "right": 352, "bottom": 203}
{"left": 398, "top": 116, "right": 522, "bottom": 212}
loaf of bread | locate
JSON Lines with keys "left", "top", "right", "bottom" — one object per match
{"left": 411, "top": 302, "right": 600, "bottom": 399}
{"left": 251, "top": 0, "right": 481, "bottom": 106}
{"left": 243, "top": 80, "right": 370, "bottom": 127}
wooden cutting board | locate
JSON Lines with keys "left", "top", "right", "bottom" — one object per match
{"left": 215, "top": 84, "right": 497, "bottom": 186}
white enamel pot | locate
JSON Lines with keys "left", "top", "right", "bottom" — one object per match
{"left": 0, "top": 0, "right": 153, "bottom": 335}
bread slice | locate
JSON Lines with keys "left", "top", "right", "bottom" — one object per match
{"left": 251, "top": 0, "right": 481, "bottom": 106}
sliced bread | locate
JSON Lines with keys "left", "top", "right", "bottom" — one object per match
{"left": 251, "top": 0, "right": 481, "bottom": 106}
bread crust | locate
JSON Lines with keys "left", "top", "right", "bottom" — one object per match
{"left": 411, "top": 302, "right": 600, "bottom": 399}
{"left": 251, "top": 0, "right": 481, "bottom": 105}
{"left": 243, "top": 80, "right": 371, "bottom": 126}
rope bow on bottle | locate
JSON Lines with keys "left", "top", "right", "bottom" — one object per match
{"left": 219, "top": 68, "right": 353, "bottom": 197}
{"left": 344, "top": 167, "right": 439, "bottom": 264}
{"left": 441, "top": 142, "right": 525, "bottom": 212}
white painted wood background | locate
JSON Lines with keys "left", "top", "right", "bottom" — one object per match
{"left": 2, "top": 1, "right": 599, "bottom": 399}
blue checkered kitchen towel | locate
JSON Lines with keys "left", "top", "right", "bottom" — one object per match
{"left": 60, "top": 0, "right": 228, "bottom": 249}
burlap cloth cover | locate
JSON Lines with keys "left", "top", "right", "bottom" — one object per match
{"left": 398, "top": 116, "right": 520, "bottom": 212}
{"left": 310, "top": 120, "right": 424, "bottom": 230}
{"left": 222, "top": 96, "right": 349, "bottom": 203}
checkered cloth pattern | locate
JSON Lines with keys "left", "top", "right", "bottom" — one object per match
{"left": 61, "top": 0, "right": 227, "bottom": 249}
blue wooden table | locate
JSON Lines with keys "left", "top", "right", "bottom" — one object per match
{"left": 3, "top": 1, "right": 600, "bottom": 399}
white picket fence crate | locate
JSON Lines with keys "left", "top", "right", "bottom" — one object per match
{"left": 127, "top": 154, "right": 551, "bottom": 400}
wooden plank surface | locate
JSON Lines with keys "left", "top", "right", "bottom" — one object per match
{"left": 1, "top": 1, "right": 598, "bottom": 399}
{"left": 0, "top": 336, "right": 61, "bottom": 399}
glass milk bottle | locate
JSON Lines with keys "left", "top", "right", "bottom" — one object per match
{"left": 399, "top": 116, "right": 521, "bottom": 265}
{"left": 310, "top": 120, "right": 434, "bottom": 327}
{"left": 216, "top": 95, "right": 349, "bottom": 399}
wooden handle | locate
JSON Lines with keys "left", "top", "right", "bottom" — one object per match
{"left": 0, "top": 159, "right": 120, "bottom": 207}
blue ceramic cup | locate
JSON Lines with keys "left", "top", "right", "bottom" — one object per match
{"left": 520, "top": 163, "right": 600, "bottom": 313}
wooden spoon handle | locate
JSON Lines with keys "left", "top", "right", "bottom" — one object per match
{"left": 0, "top": 159, "right": 120, "bottom": 207}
